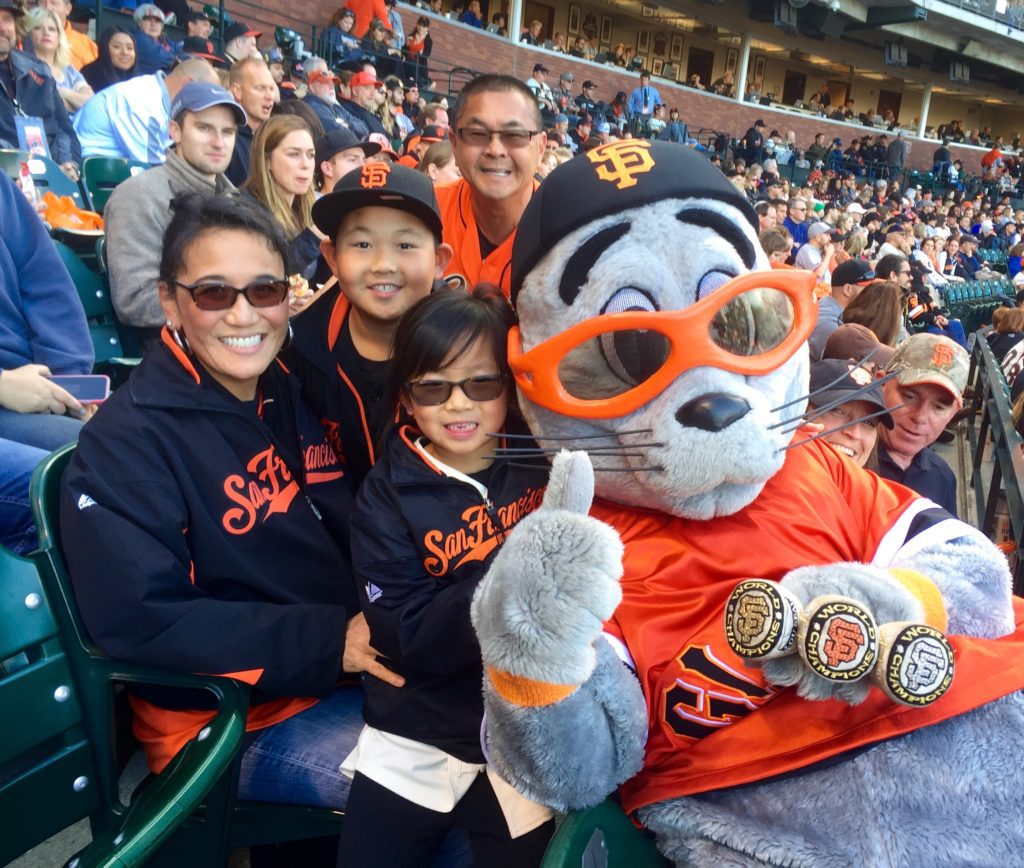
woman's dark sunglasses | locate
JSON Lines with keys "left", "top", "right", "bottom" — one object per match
{"left": 172, "top": 279, "right": 290, "bottom": 311}
{"left": 405, "top": 375, "right": 506, "bottom": 406}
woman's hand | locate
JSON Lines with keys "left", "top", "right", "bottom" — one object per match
{"left": 342, "top": 612, "right": 406, "bottom": 687}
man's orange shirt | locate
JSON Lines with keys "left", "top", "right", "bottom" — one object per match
{"left": 436, "top": 178, "right": 538, "bottom": 296}
{"left": 345, "top": 0, "right": 389, "bottom": 38}
{"left": 65, "top": 22, "right": 97, "bottom": 70}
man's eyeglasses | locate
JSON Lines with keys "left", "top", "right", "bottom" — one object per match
{"left": 404, "top": 375, "right": 506, "bottom": 406}
{"left": 456, "top": 127, "right": 541, "bottom": 148}
{"left": 171, "top": 279, "right": 290, "bottom": 311}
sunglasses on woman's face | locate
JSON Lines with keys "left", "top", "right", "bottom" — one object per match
{"left": 404, "top": 375, "right": 506, "bottom": 406}
{"left": 171, "top": 279, "right": 290, "bottom": 311}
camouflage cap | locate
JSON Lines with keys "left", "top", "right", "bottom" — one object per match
{"left": 885, "top": 333, "right": 969, "bottom": 407}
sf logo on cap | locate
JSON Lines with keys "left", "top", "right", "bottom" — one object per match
{"left": 360, "top": 162, "right": 391, "bottom": 189}
{"left": 930, "top": 343, "right": 955, "bottom": 368}
{"left": 587, "top": 140, "right": 656, "bottom": 190}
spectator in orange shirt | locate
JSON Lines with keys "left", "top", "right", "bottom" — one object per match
{"left": 344, "top": 0, "right": 390, "bottom": 38}
{"left": 437, "top": 75, "right": 545, "bottom": 294}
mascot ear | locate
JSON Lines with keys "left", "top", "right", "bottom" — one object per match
{"left": 543, "top": 451, "right": 595, "bottom": 515}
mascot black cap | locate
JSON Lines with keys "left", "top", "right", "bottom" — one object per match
{"left": 511, "top": 141, "right": 758, "bottom": 303}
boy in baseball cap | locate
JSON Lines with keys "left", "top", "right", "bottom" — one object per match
{"left": 287, "top": 163, "right": 453, "bottom": 486}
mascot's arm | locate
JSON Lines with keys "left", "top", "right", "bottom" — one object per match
{"left": 756, "top": 524, "right": 1012, "bottom": 705}
{"left": 471, "top": 452, "right": 648, "bottom": 811}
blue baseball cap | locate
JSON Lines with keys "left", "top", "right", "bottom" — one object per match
{"left": 170, "top": 82, "right": 247, "bottom": 125}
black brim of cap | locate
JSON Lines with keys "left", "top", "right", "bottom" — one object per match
{"left": 315, "top": 140, "right": 382, "bottom": 164}
{"left": 811, "top": 388, "right": 893, "bottom": 428}
{"left": 313, "top": 188, "right": 442, "bottom": 243}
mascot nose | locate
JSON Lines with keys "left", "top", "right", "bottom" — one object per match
{"left": 675, "top": 393, "right": 750, "bottom": 432}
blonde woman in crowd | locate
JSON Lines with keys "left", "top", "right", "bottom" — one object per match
{"left": 241, "top": 114, "right": 323, "bottom": 279}
{"left": 24, "top": 7, "right": 93, "bottom": 113}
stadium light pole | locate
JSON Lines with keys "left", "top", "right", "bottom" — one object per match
{"left": 918, "top": 82, "right": 932, "bottom": 138}
{"left": 735, "top": 31, "right": 751, "bottom": 103}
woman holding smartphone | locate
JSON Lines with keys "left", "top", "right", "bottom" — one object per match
{"left": 60, "top": 193, "right": 395, "bottom": 808}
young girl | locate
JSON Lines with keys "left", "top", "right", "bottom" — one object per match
{"left": 339, "top": 286, "right": 555, "bottom": 866}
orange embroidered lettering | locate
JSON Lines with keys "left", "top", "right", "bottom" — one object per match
{"left": 587, "top": 140, "right": 656, "bottom": 189}
{"left": 360, "top": 162, "right": 391, "bottom": 189}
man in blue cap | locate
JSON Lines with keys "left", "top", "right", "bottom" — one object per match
{"left": 105, "top": 81, "right": 246, "bottom": 350}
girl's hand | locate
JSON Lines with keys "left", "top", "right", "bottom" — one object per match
{"left": 342, "top": 612, "right": 406, "bottom": 688}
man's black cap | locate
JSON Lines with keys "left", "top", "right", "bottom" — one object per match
{"left": 183, "top": 9, "right": 211, "bottom": 23}
{"left": 831, "top": 259, "right": 875, "bottom": 287}
{"left": 533, "top": 63, "right": 549, "bottom": 73}
{"left": 180, "top": 37, "right": 226, "bottom": 66}
{"left": 315, "top": 128, "right": 381, "bottom": 166}
{"left": 403, "top": 77, "right": 419, "bottom": 89}
{"left": 582, "top": 80, "right": 597, "bottom": 89}
{"left": 224, "top": 21, "right": 261, "bottom": 43}
{"left": 0, "top": 0, "right": 24, "bottom": 16}
{"left": 511, "top": 141, "right": 756, "bottom": 302}
{"left": 313, "top": 162, "right": 442, "bottom": 242}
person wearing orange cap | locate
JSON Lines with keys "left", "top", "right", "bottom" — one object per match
{"left": 436, "top": 74, "right": 544, "bottom": 295}
{"left": 338, "top": 69, "right": 387, "bottom": 138}
{"left": 397, "top": 124, "right": 444, "bottom": 168}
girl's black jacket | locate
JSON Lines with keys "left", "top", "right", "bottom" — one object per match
{"left": 350, "top": 424, "right": 548, "bottom": 763}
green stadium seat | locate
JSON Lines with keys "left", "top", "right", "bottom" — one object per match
{"left": 52, "top": 240, "right": 140, "bottom": 375}
{"left": 540, "top": 800, "right": 669, "bottom": 867}
{"left": 0, "top": 147, "right": 28, "bottom": 180}
{"left": 28, "top": 447, "right": 346, "bottom": 866}
{"left": 0, "top": 447, "right": 249, "bottom": 867}
{"left": 81, "top": 157, "right": 148, "bottom": 214}
{"left": 23, "top": 154, "right": 87, "bottom": 209}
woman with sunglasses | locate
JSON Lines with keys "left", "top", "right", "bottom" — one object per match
{"left": 338, "top": 286, "right": 554, "bottom": 866}
{"left": 61, "top": 193, "right": 399, "bottom": 810}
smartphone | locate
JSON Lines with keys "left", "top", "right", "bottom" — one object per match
{"left": 50, "top": 374, "right": 111, "bottom": 403}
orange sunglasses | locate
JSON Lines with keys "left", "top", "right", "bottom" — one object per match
{"left": 509, "top": 269, "right": 816, "bottom": 419}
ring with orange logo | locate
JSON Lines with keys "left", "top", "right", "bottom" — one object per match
{"left": 508, "top": 269, "right": 816, "bottom": 419}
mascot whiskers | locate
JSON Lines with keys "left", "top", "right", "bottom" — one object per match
{"left": 470, "top": 141, "right": 1024, "bottom": 866}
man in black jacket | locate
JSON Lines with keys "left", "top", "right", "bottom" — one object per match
{"left": 742, "top": 118, "right": 765, "bottom": 164}
{"left": 0, "top": 0, "right": 81, "bottom": 178}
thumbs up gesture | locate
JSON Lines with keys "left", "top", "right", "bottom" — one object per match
{"left": 471, "top": 451, "right": 625, "bottom": 689}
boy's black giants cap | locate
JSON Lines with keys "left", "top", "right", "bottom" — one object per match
{"left": 511, "top": 140, "right": 757, "bottom": 302}
{"left": 312, "top": 162, "right": 443, "bottom": 242}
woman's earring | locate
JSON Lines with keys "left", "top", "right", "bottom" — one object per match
{"left": 281, "top": 322, "right": 294, "bottom": 351}
{"left": 171, "top": 326, "right": 191, "bottom": 355}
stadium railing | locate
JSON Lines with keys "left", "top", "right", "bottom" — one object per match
{"left": 965, "top": 332, "right": 1024, "bottom": 595}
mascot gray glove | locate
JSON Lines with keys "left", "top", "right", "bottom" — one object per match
{"left": 471, "top": 450, "right": 624, "bottom": 692}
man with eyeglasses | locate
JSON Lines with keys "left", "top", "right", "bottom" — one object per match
{"left": 436, "top": 74, "right": 546, "bottom": 296}
{"left": 808, "top": 259, "right": 874, "bottom": 360}
{"left": 105, "top": 82, "right": 246, "bottom": 351}
{"left": 782, "top": 197, "right": 810, "bottom": 253}
{"left": 874, "top": 253, "right": 913, "bottom": 291}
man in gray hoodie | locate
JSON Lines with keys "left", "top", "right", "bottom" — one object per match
{"left": 104, "top": 82, "right": 245, "bottom": 351}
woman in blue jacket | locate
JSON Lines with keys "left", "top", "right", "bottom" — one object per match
{"left": 60, "top": 193, "right": 397, "bottom": 808}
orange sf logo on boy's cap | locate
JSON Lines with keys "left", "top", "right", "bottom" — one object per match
{"left": 360, "top": 162, "right": 391, "bottom": 189}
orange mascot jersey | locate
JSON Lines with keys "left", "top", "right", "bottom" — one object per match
{"left": 594, "top": 439, "right": 1024, "bottom": 815}
{"left": 435, "top": 178, "right": 538, "bottom": 296}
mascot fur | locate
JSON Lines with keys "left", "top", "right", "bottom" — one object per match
{"left": 470, "top": 141, "right": 1024, "bottom": 866}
